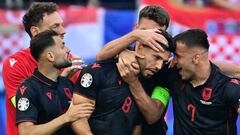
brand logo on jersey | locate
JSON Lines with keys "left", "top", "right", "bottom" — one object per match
{"left": 17, "top": 97, "right": 29, "bottom": 111}
{"left": 20, "top": 85, "right": 27, "bottom": 95}
{"left": 64, "top": 88, "right": 72, "bottom": 99}
{"left": 202, "top": 87, "right": 212, "bottom": 101}
{"left": 46, "top": 92, "right": 52, "bottom": 100}
{"left": 118, "top": 79, "right": 122, "bottom": 85}
{"left": 81, "top": 73, "right": 93, "bottom": 88}
{"left": 200, "top": 100, "right": 212, "bottom": 105}
{"left": 9, "top": 58, "right": 17, "bottom": 68}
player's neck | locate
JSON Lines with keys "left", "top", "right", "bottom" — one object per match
{"left": 191, "top": 60, "right": 211, "bottom": 87}
{"left": 38, "top": 64, "right": 60, "bottom": 82}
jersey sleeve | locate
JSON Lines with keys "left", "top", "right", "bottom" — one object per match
{"left": 2, "top": 57, "right": 29, "bottom": 100}
{"left": 222, "top": 79, "right": 240, "bottom": 109}
{"left": 74, "top": 64, "right": 102, "bottom": 99}
{"left": 16, "top": 81, "right": 39, "bottom": 124}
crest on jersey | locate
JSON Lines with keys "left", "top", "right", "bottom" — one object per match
{"left": 17, "top": 97, "right": 29, "bottom": 111}
{"left": 81, "top": 73, "right": 93, "bottom": 88}
{"left": 64, "top": 88, "right": 72, "bottom": 99}
{"left": 202, "top": 87, "right": 212, "bottom": 101}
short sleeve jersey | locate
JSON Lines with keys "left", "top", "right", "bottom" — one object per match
{"left": 16, "top": 69, "right": 75, "bottom": 135}
{"left": 74, "top": 60, "right": 140, "bottom": 135}
{"left": 2, "top": 48, "right": 37, "bottom": 135}
{"left": 157, "top": 63, "right": 240, "bottom": 135}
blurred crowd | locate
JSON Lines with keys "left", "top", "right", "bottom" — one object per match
{"left": 0, "top": 0, "right": 137, "bottom": 9}
{"left": 169, "top": 0, "right": 240, "bottom": 11}
{"left": 1, "top": 0, "right": 240, "bottom": 11}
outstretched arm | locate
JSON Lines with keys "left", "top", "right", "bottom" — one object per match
{"left": 214, "top": 61, "right": 240, "bottom": 79}
{"left": 96, "top": 29, "right": 167, "bottom": 61}
{"left": 212, "top": 0, "right": 240, "bottom": 11}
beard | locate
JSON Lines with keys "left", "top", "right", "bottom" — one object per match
{"left": 54, "top": 60, "right": 72, "bottom": 69}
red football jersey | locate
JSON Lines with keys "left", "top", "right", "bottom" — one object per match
{"left": 2, "top": 48, "right": 37, "bottom": 135}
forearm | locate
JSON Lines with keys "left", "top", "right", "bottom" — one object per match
{"left": 214, "top": 61, "right": 240, "bottom": 79}
{"left": 212, "top": 0, "right": 238, "bottom": 10}
{"left": 71, "top": 118, "right": 93, "bottom": 135}
{"left": 96, "top": 31, "right": 137, "bottom": 61}
{"left": 129, "top": 80, "right": 165, "bottom": 124}
{"left": 19, "top": 115, "right": 69, "bottom": 135}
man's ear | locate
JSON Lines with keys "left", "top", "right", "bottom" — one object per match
{"left": 30, "top": 26, "right": 40, "bottom": 37}
{"left": 192, "top": 53, "right": 200, "bottom": 64}
{"left": 135, "top": 44, "right": 145, "bottom": 59}
{"left": 46, "top": 51, "right": 55, "bottom": 62}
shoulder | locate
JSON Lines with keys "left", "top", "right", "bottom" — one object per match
{"left": 16, "top": 77, "right": 38, "bottom": 97}
{"left": 223, "top": 78, "right": 240, "bottom": 89}
{"left": 81, "top": 60, "right": 116, "bottom": 75}
{"left": 58, "top": 76, "right": 74, "bottom": 87}
{"left": 3, "top": 48, "right": 32, "bottom": 70}
{"left": 75, "top": 60, "right": 117, "bottom": 88}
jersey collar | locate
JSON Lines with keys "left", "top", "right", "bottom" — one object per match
{"left": 32, "top": 69, "right": 57, "bottom": 88}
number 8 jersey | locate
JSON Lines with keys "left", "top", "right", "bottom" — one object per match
{"left": 74, "top": 60, "right": 140, "bottom": 135}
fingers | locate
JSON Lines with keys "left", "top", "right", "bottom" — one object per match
{"left": 153, "top": 33, "right": 168, "bottom": 52}
{"left": 167, "top": 57, "right": 175, "bottom": 68}
{"left": 139, "top": 29, "right": 168, "bottom": 52}
{"left": 130, "top": 62, "right": 140, "bottom": 75}
{"left": 131, "top": 62, "right": 139, "bottom": 70}
{"left": 117, "top": 57, "right": 128, "bottom": 77}
{"left": 68, "top": 102, "right": 95, "bottom": 121}
{"left": 71, "top": 54, "right": 82, "bottom": 60}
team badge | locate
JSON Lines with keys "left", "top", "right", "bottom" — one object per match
{"left": 202, "top": 87, "right": 212, "bottom": 101}
{"left": 17, "top": 97, "right": 29, "bottom": 111}
{"left": 64, "top": 88, "right": 72, "bottom": 99}
{"left": 81, "top": 73, "right": 93, "bottom": 88}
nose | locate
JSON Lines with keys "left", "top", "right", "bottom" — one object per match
{"left": 58, "top": 25, "right": 66, "bottom": 38}
{"left": 65, "top": 46, "right": 70, "bottom": 53}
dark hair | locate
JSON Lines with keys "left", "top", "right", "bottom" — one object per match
{"left": 173, "top": 29, "right": 210, "bottom": 50}
{"left": 139, "top": 5, "right": 170, "bottom": 29}
{"left": 156, "top": 29, "right": 175, "bottom": 53}
{"left": 23, "top": 2, "right": 58, "bottom": 38}
{"left": 30, "top": 30, "right": 58, "bottom": 61}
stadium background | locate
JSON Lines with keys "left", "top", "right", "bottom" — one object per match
{"left": 0, "top": 0, "right": 239, "bottom": 134}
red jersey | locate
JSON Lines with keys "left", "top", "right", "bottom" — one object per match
{"left": 2, "top": 48, "right": 37, "bottom": 135}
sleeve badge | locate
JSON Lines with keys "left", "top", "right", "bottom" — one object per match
{"left": 17, "top": 97, "right": 30, "bottom": 111}
{"left": 81, "top": 73, "right": 93, "bottom": 88}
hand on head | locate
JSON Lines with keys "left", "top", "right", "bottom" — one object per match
{"left": 135, "top": 29, "right": 168, "bottom": 52}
